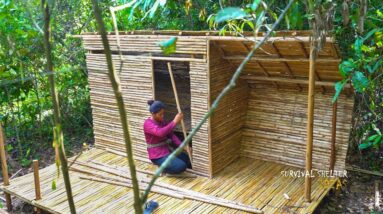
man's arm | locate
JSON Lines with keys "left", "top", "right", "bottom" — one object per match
{"left": 144, "top": 120, "right": 176, "bottom": 138}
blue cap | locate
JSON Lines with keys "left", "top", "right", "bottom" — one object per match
{"left": 147, "top": 100, "right": 165, "bottom": 113}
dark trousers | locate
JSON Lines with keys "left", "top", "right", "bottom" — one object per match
{"left": 151, "top": 152, "right": 192, "bottom": 174}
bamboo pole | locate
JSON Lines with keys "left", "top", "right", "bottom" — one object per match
{"left": 329, "top": 101, "right": 337, "bottom": 172}
{"left": 0, "top": 124, "right": 12, "bottom": 211}
{"left": 242, "top": 76, "right": 351, "bottom": 87}
{"left": 33, "top": 160, "right": 41, "bottom": 200}
{"left": 375, "top": 180, "right": 381, "bottom": 211}
{"left": 33, "top": 160, "right": 41, "bottom": 214}
{"left": 305, "top": 41, "right": 317, "bottom": 202}
{"left": 167, "top": 62, "right": 193, "bottom": 166}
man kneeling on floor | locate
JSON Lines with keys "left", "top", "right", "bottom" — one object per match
{"left": 143, "top": 100, "right": 192, "bottom": 174}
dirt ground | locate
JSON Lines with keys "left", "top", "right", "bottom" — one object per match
{"left": 316, "top": 171, "right": 382, "bottom": 214}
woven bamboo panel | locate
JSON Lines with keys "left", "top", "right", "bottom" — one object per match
{"left": 86, "top": 54, "right": 153, "bottom": 162}
{"left": 240, "top": 84, "right": 353, "bottom": 171}
{"left": 189, "top": 60, "right": 210, "bottom": 177}
{"left": 209, "top": 44, "right": 249, "bottom": 175}
{"left": 85, "top": 50, "right": 210, "bottom": 176}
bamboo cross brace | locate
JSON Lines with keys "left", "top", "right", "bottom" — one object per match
{"left": 270, "top": 42, "right": 302, "bottom": 91}
{"left": 167, "top": 62, "right": 193, "bottom": 165}
{"left": 33, "top": 160, "right": 42, "bottom": 214}
{"left": 241, "top": 42, "right": 279, "bottom": 89}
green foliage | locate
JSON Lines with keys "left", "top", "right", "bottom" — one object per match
{"left": 334, "top": 1, "right": 383, "bottom": 169}
{"left": 51, "top": 179, "right": 57, "bottom": 190}
{"left": 159, "top": 37, "right": 177, "bottom": 55}
{"left": 0, "top": 0, "right": 94, "bottom": 169}
{"left": 285, "top": 1, "right": 303, "bottom": 30}
{"left": 359, "top": 125, "right": 383, "bottom": 150}
{"left": 206, "top": 1, "right": 277, "bottom": 35}
{"left": 215, "top": 7, "right": 248, "bottom": 23}
{"left": 351, "top": 71, "right": 369, "bottom": 92}
{"left": 339, "top": 60, "right": 356, "bottom": 78}
{"left": 332, "top": 79, "right": 347, "bottom": 103}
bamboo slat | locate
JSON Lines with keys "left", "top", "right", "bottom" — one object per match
{"left": 209, "top": 44, "right": 249, "bottom": 175}
{"left": 240, "top": 85, "right": 353, "bottom": 172}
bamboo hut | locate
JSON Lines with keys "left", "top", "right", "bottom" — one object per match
{"left": 0, "top": 31, "right": 354, "bottom": 213}
{"left": 83, "top": 30, "right": 353, "bottom": 177}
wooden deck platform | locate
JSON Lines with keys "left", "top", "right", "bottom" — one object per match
{"left": 1, "top": 148, "right": 336, "bottom": 213}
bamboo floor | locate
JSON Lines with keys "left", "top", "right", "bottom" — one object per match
{"left": 1, "top": 148, "right": 336, "bottom": 214}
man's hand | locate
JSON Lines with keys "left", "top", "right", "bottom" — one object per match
{"left": 173, "top": 112, "right": 184, "bottom": 124}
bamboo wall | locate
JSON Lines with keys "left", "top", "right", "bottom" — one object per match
{"left": 86, "top": 54, "right": 153, "bottom": 161}
{"left": 240, "top": 84, "right": 353, "bottom": 171}
{"left": 82, "top": 35, "right": 211, "bottom": 177}
{"left": 189, "top": 60, "right": 210, "bottom": 176}
{"left": 209, "top": 44, "right": 249, "bottom": 174}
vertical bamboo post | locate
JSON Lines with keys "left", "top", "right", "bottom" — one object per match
{"left": 33, "top": 160, "right": 41, "bottom": 214}
{"left": 167, "top": 62, "right": 193, "bottom": 166}
{"left": 375, "top": 180, "right": 381, "bottom": 211}
{"left": 305, "top": 42, "right": 316, "bottom": 202}
{"left": 329, "top": 101, "right": 338, "bottom": 172}
{"left": 0, "top": 124, "right": 12, "bottom": 210}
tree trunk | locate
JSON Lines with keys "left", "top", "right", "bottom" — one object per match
{"left": 91, "top": 1, "right": 143, "bottom": 213}
{"left": 41, "top": 1, "right": 76, "bottom": 213}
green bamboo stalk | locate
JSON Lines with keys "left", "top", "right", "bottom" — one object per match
{"left": 41, "top": 0, "right": 76, "bottom": 213}
{"left": 141, "top": 0, "right": 296, "bottom": 204}
{"left": 91, "top": 1, "right": 143, "bottom": 213}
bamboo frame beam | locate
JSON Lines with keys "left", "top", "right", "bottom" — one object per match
{"left": 298, "top": 42, "right": 326, "bottom": 93}
{"left": 223, "top": 56, "right": 340, "bottom": 63}
{"left": 270, "top": 43, "right": 302, "bottom": 90}
{"left": 305, "top": 43, "right": 317, "bottom": 202}
{"left": 33, "top": 160, "right": 42, "bottom": 214}
{"left": 242, "top": 43, "right": 279, "bottom": 89}
{"left": 121, "top": 56, "right": 206, "bottom": 63}
{"left": 213, "top": 41, "right": 236, "bottom": 69}
{"left": 166, "top": 62, "right": 193, "bottom": 166}
{"left": 0, "top": 124, "right": 12, "bottom": 211}
{"left": 242, "top": 76, "right": 348, "bottom": 87}
{"left": 329, "top": 101, "right": 338, "bottom": 172}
